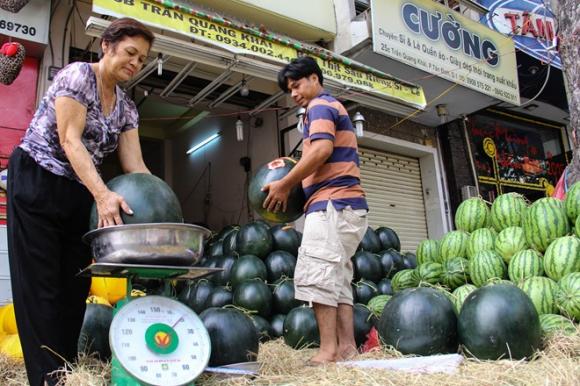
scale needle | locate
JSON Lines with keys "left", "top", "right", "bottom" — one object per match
{"left": 171, "top": 316, "right": 184, "bottom": 329}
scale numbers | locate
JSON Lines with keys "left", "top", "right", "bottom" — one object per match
{"left": 109, "top": 296, "right": 211, "bottom": 386}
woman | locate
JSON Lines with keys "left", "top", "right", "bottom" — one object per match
{"left": 7, "top": 18, "right": 154, "bottom": 385}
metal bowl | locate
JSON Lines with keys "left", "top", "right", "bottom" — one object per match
{"left": 83, "top": 223, "right": 211, "bottom": 266}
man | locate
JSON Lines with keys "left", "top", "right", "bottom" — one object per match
{"left": 263, "top": 56, "right": 368, "bottom": 364}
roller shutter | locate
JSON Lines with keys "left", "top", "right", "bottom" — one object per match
{"left": 358, "top": 147, "right": 428, "bottom": 252}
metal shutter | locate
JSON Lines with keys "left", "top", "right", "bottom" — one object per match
{"left": 358, "top": 147, "right": 428, "bottom": 252}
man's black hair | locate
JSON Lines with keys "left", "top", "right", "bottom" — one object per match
{"left": 277, "top": 56, "right": 324, "bottom": 92}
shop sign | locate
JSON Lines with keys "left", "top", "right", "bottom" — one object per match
{"left": 371, "top": 0, "right": 520, "bottom": 105}
{"left": 0, "top": 0, "right": 50, "bottom": 45}
{"left": 475, "top": 1, "right": 561, "bottom": 69}
{"left": 469, "top": 111, "right": 566, "bottom": 200}
{"left": 93, "top": 0, "right": 426, "bottom": 109}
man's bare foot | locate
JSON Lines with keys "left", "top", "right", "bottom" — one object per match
{"left": 307, "top": 350, "right": 338, "bottom": 366}
{"left": 338, "top": 345, "right": 358, "bottom": 361}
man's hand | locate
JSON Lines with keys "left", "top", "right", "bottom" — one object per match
{"left": 95, "top": 190, "right": 133, "bottom": 228}
{"left": 262, "top": 180, "right": 291, "bottom": 213}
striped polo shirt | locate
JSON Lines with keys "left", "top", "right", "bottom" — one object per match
{"left": 302, "top": 91, "right": 368, "bottom": 214}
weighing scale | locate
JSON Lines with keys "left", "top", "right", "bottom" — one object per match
{"left": 80, "top": 224, "right": 222, "bottom": 386}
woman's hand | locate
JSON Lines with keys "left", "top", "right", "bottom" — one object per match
{"left": 95, "top": 189, "right": 133, "bottom": 228}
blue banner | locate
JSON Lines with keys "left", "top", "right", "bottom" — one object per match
{"left": 476, "top": 0, "right": 561, "bottom": 69}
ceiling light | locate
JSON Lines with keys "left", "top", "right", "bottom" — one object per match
{"left": 240, "top": 78, "right": 249, "bottom": 97}
{"left": 236, "top": 117, "right": 244, "bottom": 142}
{"left": 186, "top": 132, "right": 221, "bottom": 155}
{"left": 352, "top": 111, "right": 365, "bottom": 137}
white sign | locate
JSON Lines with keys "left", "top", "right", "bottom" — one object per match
{"left": 371, "top": 0, "right": 520, "bottom": 105}
{"left": 0, "top": 0, "right": 50, "bottom": 44}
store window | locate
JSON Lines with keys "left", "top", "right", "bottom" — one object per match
{"left": 468, "top": 110, "right": 567, "bottom": 202}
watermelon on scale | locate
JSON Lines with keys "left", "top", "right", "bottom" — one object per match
{"left": 490, "top": 192, "right": 528, "bottom": 232}
{"left": 455, "top": 197, "right": 490, "bottom": 233}
{"left": 89, "top": 173, "right": 183, "bottom": 229}
{"left": 523, "top": 198, "right": 569, "bottom": 253}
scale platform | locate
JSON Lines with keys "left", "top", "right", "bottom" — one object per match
{"left": 78, "top": 262, "right": 222, "bottom": 281}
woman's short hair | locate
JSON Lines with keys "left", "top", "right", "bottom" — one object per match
{"left": 101, "top": 17, "right": 155, "bottom": 50}
{"left": 277, "top": 56, "right": 324, "bottom": 92}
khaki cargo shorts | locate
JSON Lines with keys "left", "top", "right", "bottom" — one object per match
{"left": 294, "top": 201, "right": 368, "bottom": 307}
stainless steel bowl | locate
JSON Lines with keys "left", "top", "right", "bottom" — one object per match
{"left": 83, "top": 223, "right": 211, "bottom": 266}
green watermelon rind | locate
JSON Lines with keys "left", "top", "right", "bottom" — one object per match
{"left": 539, "top": 314, "right": 577, "bottom": 336}
{"left": 455, "top": 198, "right": 490, "bottom": 233}
{"left": 555, "top": 272, "right": 580, "bottom": 321}
{"left": 494, "top": 226, "right": 528, "bottom": 264}
{"left": 467, "top": 228, "right": 496, "bottom": 260}
{"left": 490, "top": 192, "right": 527, "bottom": 232}
{"left": 469, "top": 250, "right": 507, "bottom": 287}
{"left": 543, "top": 236, "right": 580, "bottom": 281}
{"left": 523, "top": 198, "right": 570, "bottom": 253}
{"left": 507, "top": 249, "right": 544, "bottom": 284}
{"left": 518, "top": 276, "right": 558, "bottom": 315}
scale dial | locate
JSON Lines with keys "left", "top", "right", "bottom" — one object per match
{"left": 109, "top": 296, "right": 211, "bottom": 386}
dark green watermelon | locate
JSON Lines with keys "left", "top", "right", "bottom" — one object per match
{"left": 353, "top": 304, "right": 374, "bottom": 348}
{"left": 77, "top": 303, "right": 114, "bottom": 360}
{"left": 211, "top": 255, "right": 237, "bottom": 286}
{"left": 177, "top": 279, "right": 215, "bottom": 314}
{"left": 283, "top": 306, "right": 320, "bottom": 349}
{"left": 265, "top": 250, "right": 296, "bottom": 283}
{"left": 272, "top": 278, "right": 303, "bottom": 314}
{"left": 378, "top": 249, "right": 404, "bottom": 278}
{"left": 230, "top": 255, "right": 268, "bottom": 288}
{"left": 236, "top": 222, "right": 273, "bottom": 259}
{"left": 377, "top": 278, "right": 394, "bottom": 295}
{"left": 270, "top": 314, "right": 286, "bottom": 338}
{"left": 270, "top": 225, "right": 301, "bottom": 256}
{"left": 222, "top": 229, "right": 239, "bottom": 256}
{"left": 401, "top": 252, "right": 418, "bottom": 269}
{"left": 200, "top": 307, "right": 259, "bottom": 366}
{"left": 378, "top": 287, "right": 458, "bottom": 356}
{"left": 376, "top": 227, "right": 400, "bottom": 251}
{"left": 204, "top": 286, "right": 233, "bottom": 308}
{"left": 207, "top": 241, "right": 224, "bottom": 257}
{"left": 250, "top": 315, "right": 274, "bottom": 342}
{"left": 352, "top": 251, "right": 383, "bottom": 283}
{"left": 458, "top": 284, "right": 541, "bottom": 360}
{"left": 89, "top": 173, "right": 183, "bottom": 229}
{"left": 233, "top": 279, "right": 273, "bottom": 318}
{"left": 358, "top": 227, "right": 382, "bottom": 253}
{"left": 352, "top": 279, "right": 379, "bottom": 305}
{"left": 248, "top": 157, "right": 306, "bottom": 223}
{"left": 212, "top": 224, "right": 238, "bottom": 242}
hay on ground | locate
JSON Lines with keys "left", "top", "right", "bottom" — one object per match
{"left": 0, "top": 330, "right": 578, "bottom": 385}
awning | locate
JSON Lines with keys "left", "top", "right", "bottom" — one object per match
{"left": 87, "top": 0, "right": 427, "bottom": 116}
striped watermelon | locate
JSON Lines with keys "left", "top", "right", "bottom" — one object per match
{"left": 543, "top": 236, "right": 580, "bottom": 281}
{"left": 416, "top": 262, "right": 443, "bottom": 286}
{"left": 439, "top": 231, "right": 470, "bottom": 262}
{"left": 518, "top": 276, "right": 558, "bottom": 315}
{"left": 555, "top": 272, "right": 580, "bottom": 320}
{"left": 508, "top": 249, "right": 544, "bottom": 283}
{"left": 467, "top": 228, "right": 496, "bottom": 259}
{"left": 576, "top": 216, "right": 580, "bottom": 238}
{"left": 455, "top": 198, "right": 490, "bottom": 233}
{"left": 495, "top": 226, "right": 528, "bottom": 264}
{"left": 523, "top": 197, "right": 570, "bottom": 253}
{"left": 490, "top": 192, "right": 528, "bottom": 232}
{"left": 367, "top": 295, "right": 391, "bottom": 318}
{"left": 441, "top": 257, "right": 470, "bottom": 290}
{"left": 451, "top": 284, "right": 477, "bottom": 314}
{"left": 564, "top": 181, "right": 580, "bottom": 223}
{"left": 539, "top": 314, "right": 577, "bottom": 336}
{"left": 391, "top": 269, "right": 419, "bottom": 292}
{"left": 469, "top": 250, "right": 507, "bottom": 287}
{"left": 416, "top": 239, "right": 439, "bottom": 265}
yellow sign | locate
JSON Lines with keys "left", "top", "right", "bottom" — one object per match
{"left": 93, "top": 0, "right": 426, "bottom": 108}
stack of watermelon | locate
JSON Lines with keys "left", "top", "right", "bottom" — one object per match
{"left": 406, "top": 187, "right": 579, "bottom": 339}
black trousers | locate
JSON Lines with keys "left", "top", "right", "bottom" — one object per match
{"left": 7, "top": 148, "right": 93, "bottom": 386}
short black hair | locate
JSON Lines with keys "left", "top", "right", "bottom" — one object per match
{"left": 277, "top": 56, "right": 324, "bottom": 92}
